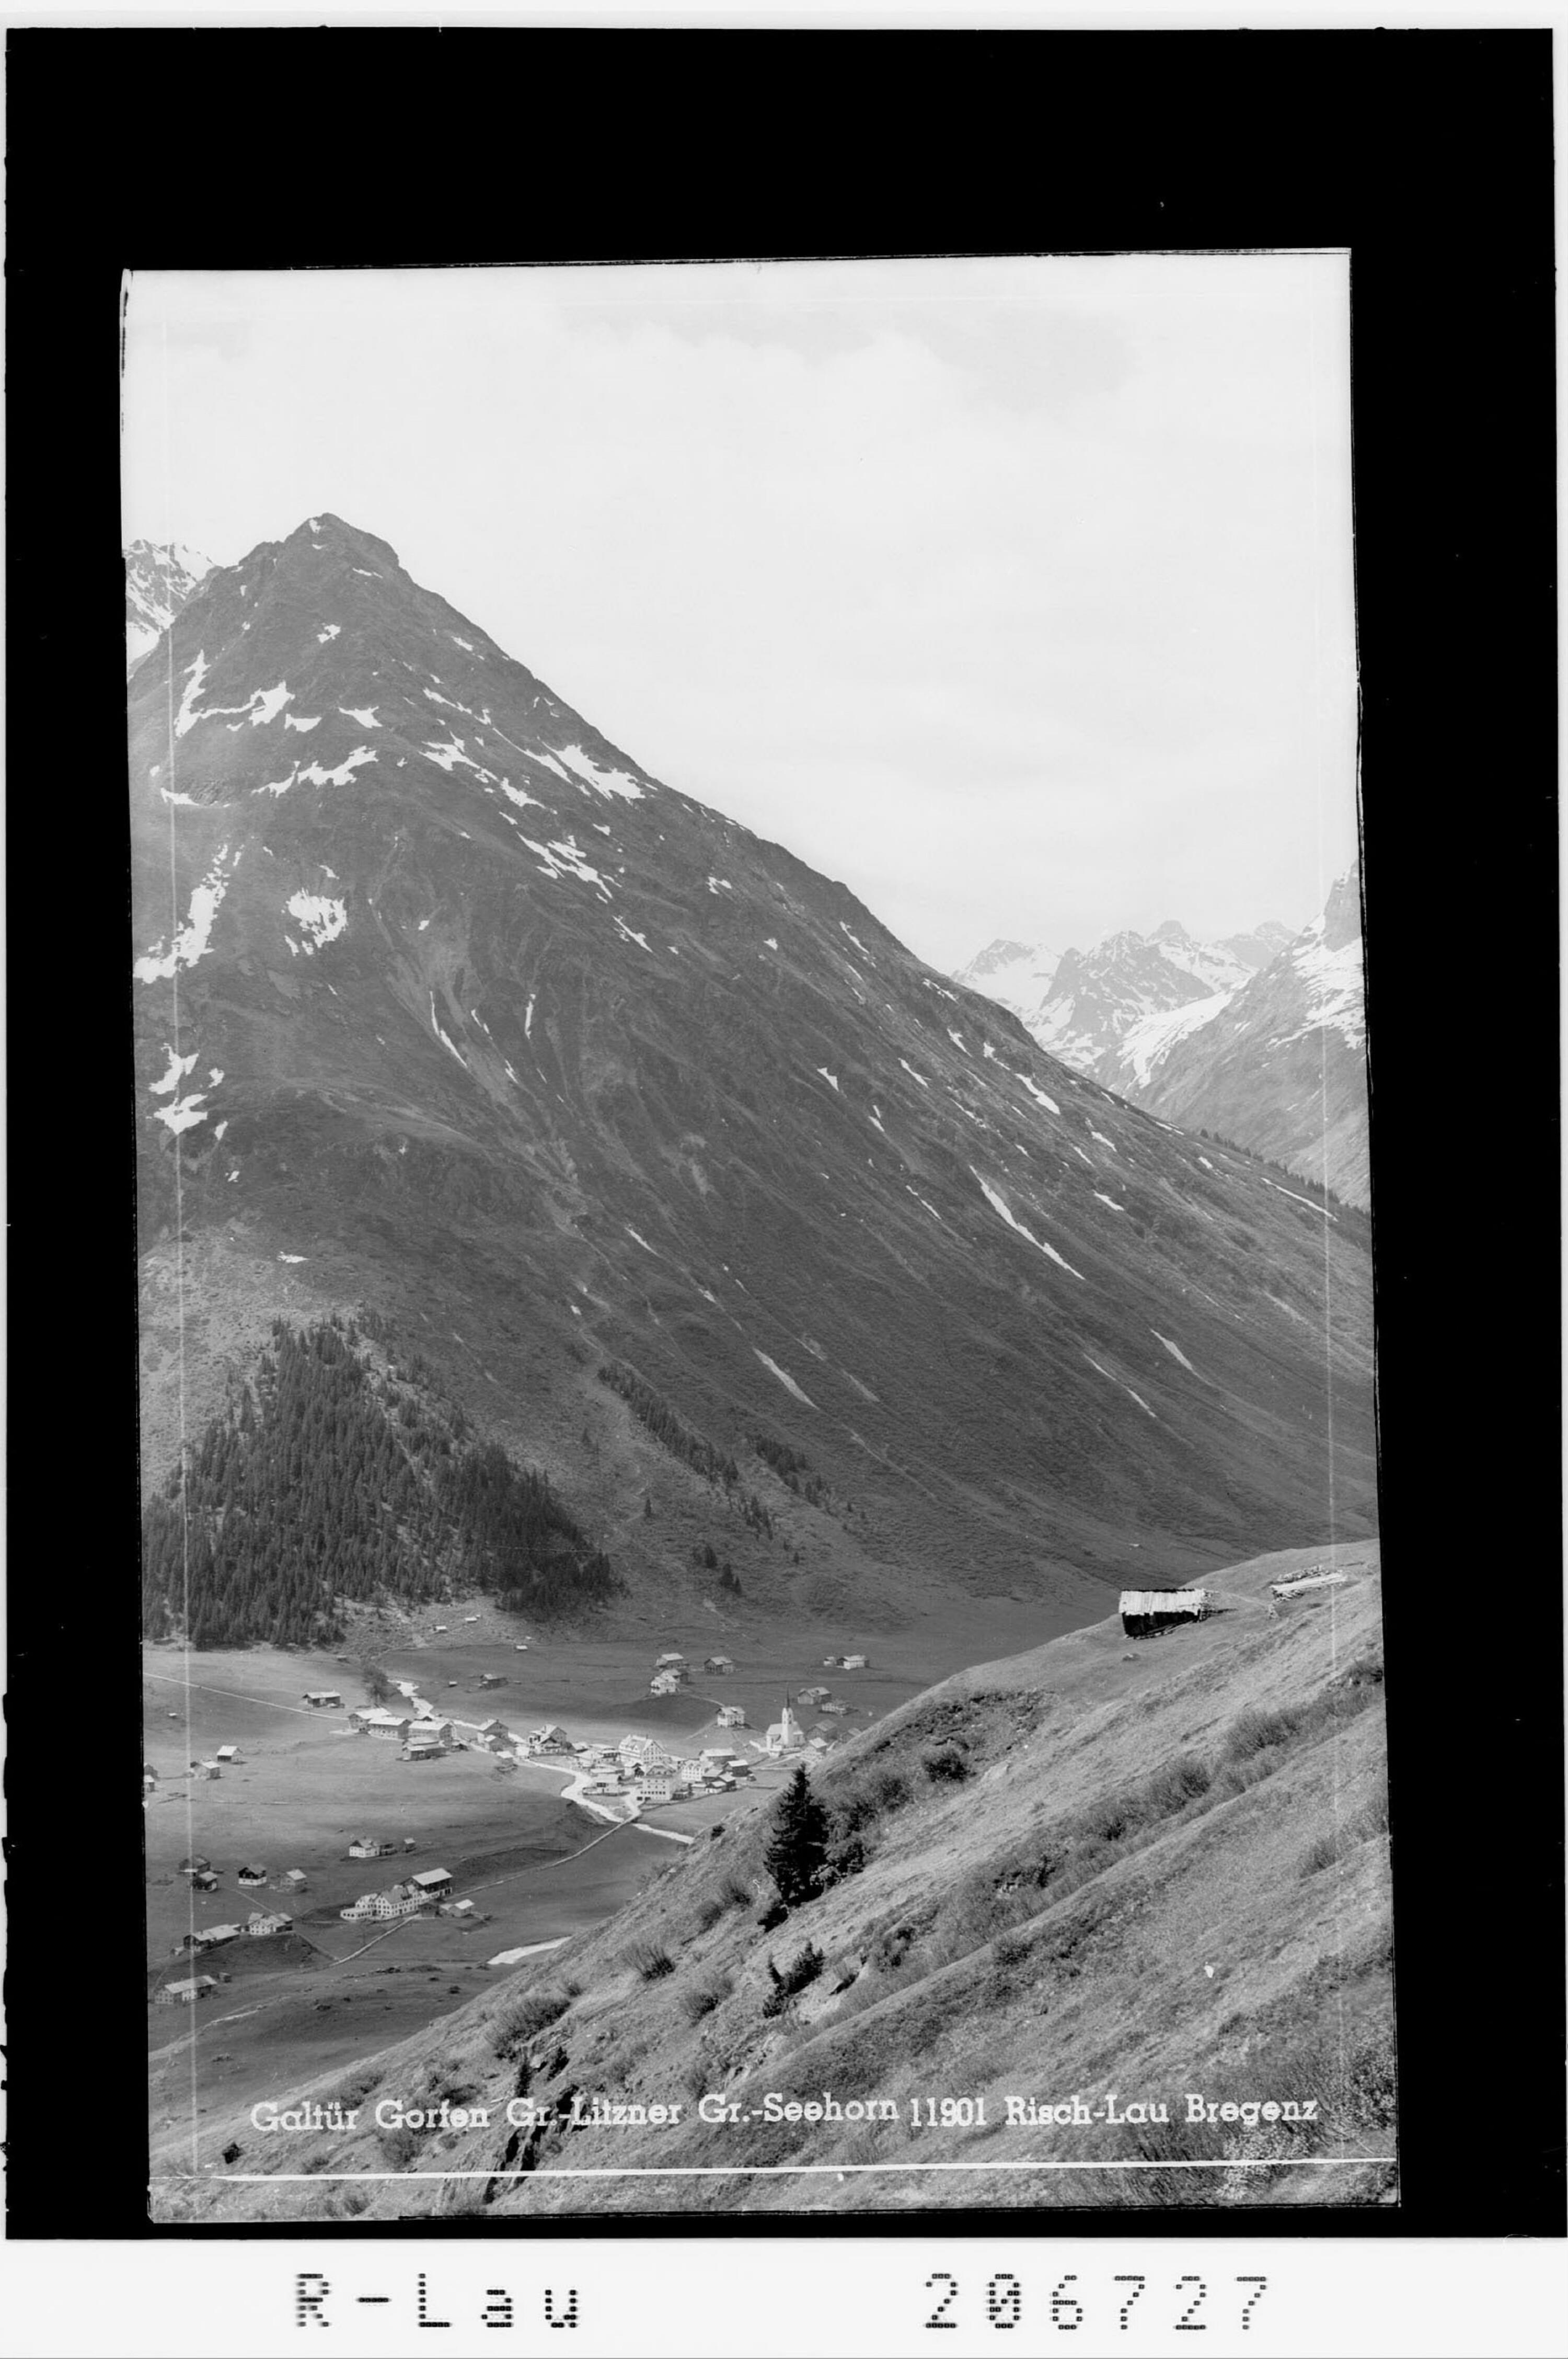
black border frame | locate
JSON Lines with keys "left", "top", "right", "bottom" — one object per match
{"left": 5, "top": 24, "right": 1561, "bottom": 2245}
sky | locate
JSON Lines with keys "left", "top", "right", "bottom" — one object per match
{"left": 122, "top": 256, "right": 1357, "bottom": 975}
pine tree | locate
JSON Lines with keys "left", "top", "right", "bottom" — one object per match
{"left": 763, "top": 1765, "right": 828, "bottom": 1909}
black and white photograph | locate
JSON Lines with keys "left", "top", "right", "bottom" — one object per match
{"left": 125, "top": 251, "right": 1396, "bottom": 2226}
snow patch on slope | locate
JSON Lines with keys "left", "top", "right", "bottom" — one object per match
{"left": 285, "top": 893, "right": 347, "bottom": 953}
{"left": 971, "top": 1170, "right": 1085, "bottom": 1280}
{"left": 1083, "top": 1355, "right": 1157, "bottom": 1418}
{"left": 753, "top": 1349, "right": 816, "bottom": 1408}
{"left": 556, "top": 743, "right": 645, "bottom": 801}
{"left": 133, "top": 846, "right": 239, "bottom": 982}
{"left": 1016, "top": 1072, "right": 1060, "bottom": 1115}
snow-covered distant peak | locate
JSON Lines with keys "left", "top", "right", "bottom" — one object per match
{"left": 124, "top": 540, "right": 217, "bottom": 677}
{"left": 951, "top": 937, "right": 1062, "bottom": 1022}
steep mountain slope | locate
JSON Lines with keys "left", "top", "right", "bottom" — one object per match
{"left": 1137, "top": 875, "right": 1369, "bottom": 1209}
{"left": 131, "top": 516, "right": 1376, "bottom": 1627}
{"left": 125, "top": 539, "right": 213, "bottom": 676}
{"left": 151, "top": 1540, "right": 1392, "bottom": 2220}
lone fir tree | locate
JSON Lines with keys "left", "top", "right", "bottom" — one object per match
{"left": 763, "top": 1762, "right": 828, "bottom": 1909}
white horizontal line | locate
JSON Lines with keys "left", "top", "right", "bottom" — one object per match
{"left": 183, "top": 2157, "right": 1393, "bottom": 2183}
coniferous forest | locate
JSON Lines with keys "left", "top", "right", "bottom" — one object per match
{"left": 141, "top": 1318, "right": 617, "bottom": 1648}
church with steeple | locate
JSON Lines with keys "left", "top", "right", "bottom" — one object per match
{"left": 764, "top": 1698, "right": 803, "bottom": 1756}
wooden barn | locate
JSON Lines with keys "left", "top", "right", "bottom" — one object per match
{"left": 1118, "top": 1587, "right": 1213, "bottom": 1639}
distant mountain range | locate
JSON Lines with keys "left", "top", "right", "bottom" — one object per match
{"left": 1137, "top": 874, "right": 1369, "bottom": 1208}
{"left": 125, "top": 539, "right": 214, "bottom": 675}
{"left": 129, "top": 516, "right": 1375, "bottom": 1642}
{"left": 956, "top": 891, "right": 1368, "bottom": 1208}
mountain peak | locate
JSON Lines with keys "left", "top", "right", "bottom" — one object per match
{"left": 1149, "top": 918, "right": 1191, "bottom": 944}
{"left": 281, "top": 512, "right": 405, "bottom": 568}
{"left": 131, "top": 521, "right": 1374, "bottom": 1613}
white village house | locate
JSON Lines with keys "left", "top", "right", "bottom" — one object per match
{"left": 348, "top": 1707, "right": 412, "bottom": 1740}
{"left": 158, "top": 1975, "right": 219, "bottom": 2007}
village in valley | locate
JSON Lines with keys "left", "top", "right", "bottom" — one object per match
{"left": 143, "top": 1617, "right": 887, "bottom": 2043}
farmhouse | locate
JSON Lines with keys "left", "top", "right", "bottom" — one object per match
{"left": 717, "top": 1704, "right": 747, "bottom": 1728}
{"left": 302, "top": 1691, "right": 343, "bottom": 1709}
{"left": 704, "top": 1655, "right": 734, "bottom": 1674}
{"left": 190, "top": 1760, "right": 222, "bottom": 1780}
{"left": 478, "top": 1673, "right": 510, "bottom": 1689}
{"left": 158, "top": 1975, "right": 218, "bottom": 2007}
{"left": 284, "top": 1869, "right": 308, "bottom": 1890}
{"left": 648, "top": 1670, "right": 683, "bottom": 1696}
{"left": 1119, "top": 1588, "right": 1213, "bottom": 1639}
{"left": 532, "top": 1724, "right": 572, "bottom": 1754}
{"left": 214, "top": 1745, "right": 240, "bottom": 1764}
{"left": 842, "top": 1654, "right": 869, "bottom": 1670}
{"left": 236, "top": 1865, "right": 269, "bottom": 1888}
{"left": 245, "top": 1910, "right": 291, "bottom": 1937}
{"left": 655, "top": 1651, "right": 686, "bottom": 1668}
{"left": 178, "top": 1855, "right": 212, "bottom": 1876}
{"left": 190, "top": 1870, "right": 220, "bottom": 1893}
{"left": 348, "top": 1837, "right": 398, "bottom": 1860}
{"left": 340, "top": 1891, "right": 421, "bottom": 1922}
{"left": 797, "top": 1685, "right": 831, "bottom": 1707}
{"left": 409, "top": 1868, "right": 453, "bottom": 1901}
{"left": 348, "top": 1707, "right": 412, "bottom": 1740}
{"left": 192, "top": 1923, "right": 242, "bottom": 1949}
{"left": 475, "top": 1717, "right": 512, "bottom": 1746}
{"left": 619, "top": 1734, "right": 676, "bottom": 1773}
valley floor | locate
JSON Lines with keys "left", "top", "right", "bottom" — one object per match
{"left": 149, "top": 1539, "right": 1392, "bottom": 2222}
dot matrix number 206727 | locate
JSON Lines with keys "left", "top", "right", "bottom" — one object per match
{"left": 924, "top": 2273, "right": 1270, "bottom": 2334}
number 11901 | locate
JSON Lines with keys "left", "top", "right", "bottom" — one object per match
{"left": 923, "top": 2273, "right": 1269, "bottom": 2333}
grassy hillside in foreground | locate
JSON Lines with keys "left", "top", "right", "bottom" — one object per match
{"left": 151, "top": 1540, "right": 1391, "bottom": 2220}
